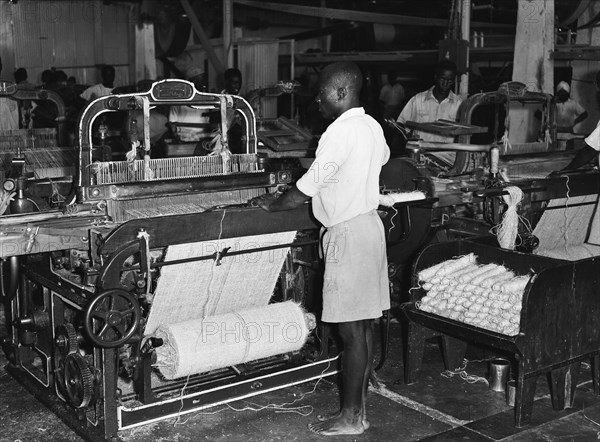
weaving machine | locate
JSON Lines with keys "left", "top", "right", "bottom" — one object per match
{"left": 393, "top": 81, "right": 598, "bottom": 245}
{"left": 398, "top": 90, "right": 600, "bottom": 425}
{"left": 0, "top": 80, "right": 345, "bottom": 441}
{"left": 0, "top": 84, "right": 71, "bottom": 182}
{"left": 389, "top": 81, "right": 600, "bottom": 426}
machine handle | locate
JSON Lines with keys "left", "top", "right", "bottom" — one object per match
{"left": 473, "top": 186, "right": 546, "bottom": 198}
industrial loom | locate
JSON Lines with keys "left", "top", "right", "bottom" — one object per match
{"left": 395, "top": 82, "right": 600, "bottom": 426}
{"left": 0, "top": 80, "right": 346, "bottom": 441}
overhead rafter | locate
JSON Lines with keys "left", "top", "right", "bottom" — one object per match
{"left": 179, "top": 0, "right": 225, "bottom": 74}
{"left": 233, "top": 0, "right": 513, "bottom": 29}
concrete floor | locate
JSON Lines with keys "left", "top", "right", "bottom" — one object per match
{"left": 2, "top": 307, "right": 600, "bottom": 442}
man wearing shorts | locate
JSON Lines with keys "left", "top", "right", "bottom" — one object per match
{"left": 255, "top": 61, "right": 390, "bottom": 435}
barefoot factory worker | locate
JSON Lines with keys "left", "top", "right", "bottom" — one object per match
{"left": 254, "top": 61, "right": 390, "bottom": 436}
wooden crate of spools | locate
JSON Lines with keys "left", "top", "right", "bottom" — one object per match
{"left": 401, "top": 238, "right": 600, "bottom": 427}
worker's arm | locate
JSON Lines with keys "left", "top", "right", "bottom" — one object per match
{"left": 560, "top": 144, "right": 597, "bottom": 172}
{"left": 254, "top": 185, "right": 310, "bottom": 212}
{"left": 574, "top": 110, "right": 589, "bottom": 127}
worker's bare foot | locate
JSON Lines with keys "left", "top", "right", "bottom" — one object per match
{"left": 316, "top": 410, "right": 370, "bottom": 430}
{"left": 309, "top": 410, "right": 366, "bottom": 435}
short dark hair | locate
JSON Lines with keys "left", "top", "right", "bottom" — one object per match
{"left": 101, "top": 64, "right": 115, "bottom": 76}
{"left": 321, "top": 62, "right": 363, "bottom": 93}
{"left": 14, "top": 67, "right": 27, "bottom": 83}
{"left": 41, "top": 69, "right": 55, "bottom": 85}
{"left": 55, "top": 70, "right": 67, "bottom": 82}
{"left": 387, "top": 70, "right": 398, "bottom": 85}
{"left": 224, "top": 68, "right": 241, "bottom": 81}
{"left": 435, "top": 60, "right": 458, "bottom": 76}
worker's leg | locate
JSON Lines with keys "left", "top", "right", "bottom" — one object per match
{"left": 309, "top": 319, "right": 369, "bottom": 435}
{"left": 362, "top": 319, "right": 374, "bottom": 429}
{"left": 316, "top": 319, "right": 373, "bottom": 429}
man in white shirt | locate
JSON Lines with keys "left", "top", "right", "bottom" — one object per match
{"left": 379, "top": 70, "right": 405, "bottom": 120}
{"left": 555, "top": 81, "right": 588, "bottom": 134}
{"left": 80, "top": 65, "right": 115, "bottom": 101}
{"left": 397, "top": 60, "right": 463, "bottom": 143}
{"left": 397, "top": 60, "right": 463, "bottom": 165}
{"left": 255, "top": 62, "right": 390, "bottom": 436}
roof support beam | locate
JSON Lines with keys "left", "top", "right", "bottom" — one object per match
{"left": 233, "top": 0, "right": 513, "bottom": 29}
{"left": 179, "top": 0, "right": 225, "bottom": 75}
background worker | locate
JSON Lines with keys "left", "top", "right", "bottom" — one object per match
{"left": 222, "top": 68, "right": 242, "bottom": 95}
{"left": 80, "top": 64, "right": 115, "bottom": 102}
{"left": 379, "top": 70, "right": 405, "bottom": 121}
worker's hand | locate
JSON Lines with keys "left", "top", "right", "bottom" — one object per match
{"left": 249, "top": 193, "right": 277, "bottom": 211}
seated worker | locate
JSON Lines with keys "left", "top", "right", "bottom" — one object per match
{"left": 555, "top": 81, "right": 588, "bottom": 136}
{"left": 396, "top": 60, "right": 462, "bottom": 161}
{"left": 168, "top": 67, "right": 211, "bottom": 143}
{"left": 80, "top": 64, "right": 115, "bottom": 102}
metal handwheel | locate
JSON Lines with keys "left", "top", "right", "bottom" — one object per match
{"left": 83, "top": 288, "right": 141, "bottom": 348}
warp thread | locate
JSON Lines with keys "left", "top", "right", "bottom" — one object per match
{"left": 496, "top": 186, "right": 523, "bottom": 250}
{"left": 563, "top": 175, "right": 571, "bottom": 255}
{"left": 174, "top": 209, "right": 226, "bottom": 425}
{"left": 441, "top": 358, "right": 491, "bottom": 386}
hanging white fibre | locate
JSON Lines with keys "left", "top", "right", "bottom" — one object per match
{"left": 496, "top": 186, "right": 523, "bottom": 250}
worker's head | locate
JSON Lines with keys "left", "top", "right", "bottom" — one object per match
{"left": 14, "top": 68, "right": 27, "bottom": 83}
{"left": 55, "top": 70, "right": 68, "bottom": 87}
{"left": 223, "top": 68, "right": 242, "bottom": 95}
{"left": 555, "top": 81, "right": 570, "bottom": 102}
{"left": 388, "top": 71, "right": 400, "bottom": 86}
{"left": 316, "top": 62, "right": 362, "bottom": 119}
{"left": 101, "top": 65, "right": 115, "bottom": 88}
{"left": 433, "top": 59, "right": 458, "bottom": 95}
{"left": 186, "top": 66, "right": 205, "bottom": 90}
{"left": 41, "top": 69, "right": 55, "bottom": 87}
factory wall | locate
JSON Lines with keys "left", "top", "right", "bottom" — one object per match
{"left": 1, "top": 0, "right": 132, "bottom": 88}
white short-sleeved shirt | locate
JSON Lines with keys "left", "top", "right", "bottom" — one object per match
{"left": 584, "top": 121, "right": 600, "bottom": 152}
{"left": 556, "top": 98, "right": 586, "bottom": 128}
{"left": 583, "top": 120, "right": 600, "bottom": 246}
{"left": 397, "top": 87, "right": 463, "bottom": 143}
{"left": 169, "top": 106, "right": 211, "bottom": 142}
{"left": 296, "top": 107, "right": 390, "bottom": 227}
{"left": 80, "top": 84, "right": 113, "bottom": 101}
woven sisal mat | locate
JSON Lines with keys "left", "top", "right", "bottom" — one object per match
{"left": 144, "top": 231, "right": 297, "bottom": 336}
{"left": 533, "top": 194, "right": 600, "bottom": 260}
